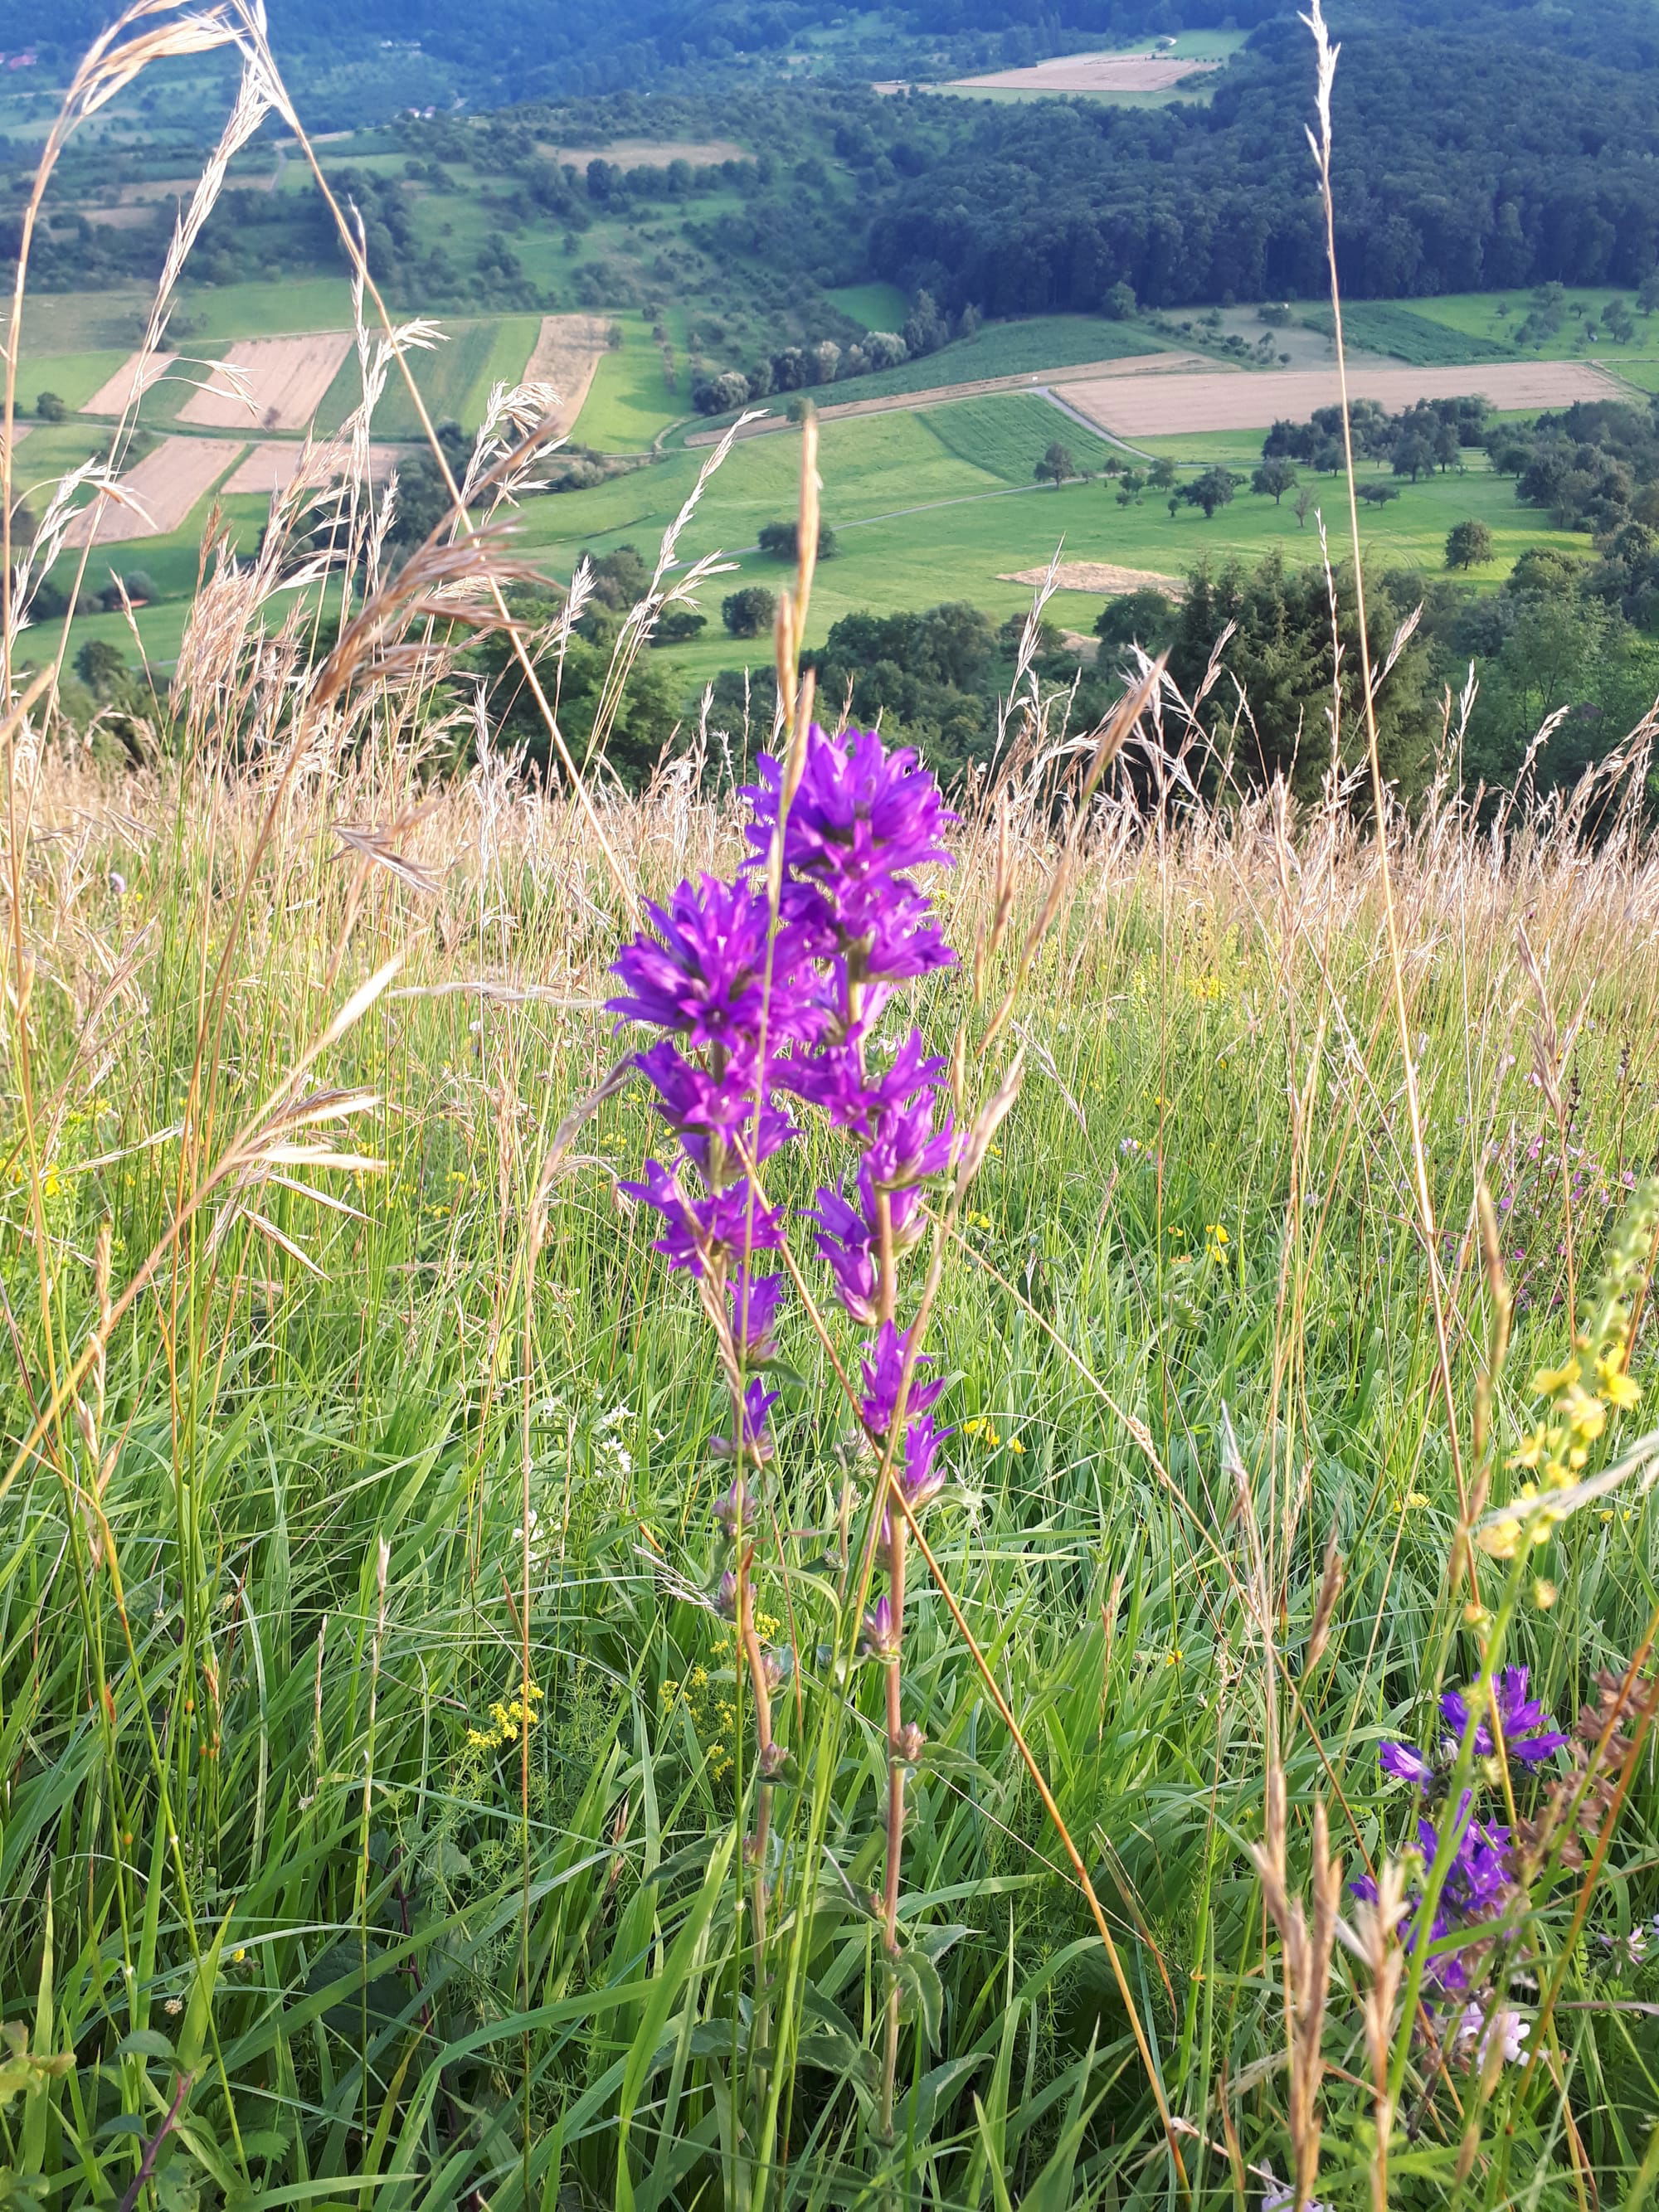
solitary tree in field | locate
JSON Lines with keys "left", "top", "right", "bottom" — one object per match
{"left": 1035, "top": 440, "right": 1076, "bottom": 488}
{"left": 1358, "top": 483, "right": 1401, "bottom": 506}
{"left": 757, "top": 519, "right": 838, "bottom": 561}
{"left": 1603, "top": 298, "right": 1635, "bottom": 343}
{"left": 1447, "top": 518, "right": 1495, "bottom": 570}
{"left": 35, "top": 391, "right": 66, "bottom": 422}
{"left": 1292, "top": 485, "right": 1316, "bottom": 530}
{"left": 1147, "top": 456, "right": 1178, "bottom": 491}
{"left": 1179, "top": 468, "right": 1239, "bottom": 519}
{"left": 722, "top": 584, "right": 776, "bottom": 638}
{"left": 1252, "top": 456, "right": 1298, "bottom": 504}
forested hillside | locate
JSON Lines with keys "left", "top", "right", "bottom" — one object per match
{"left": 17, "top": 0, "right": 1659, "bottom": 309}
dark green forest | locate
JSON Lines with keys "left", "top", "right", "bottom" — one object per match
{"left": 18, "top": 0, "right": 1659, "bottom": 328}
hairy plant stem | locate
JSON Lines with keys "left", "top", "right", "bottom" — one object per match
{"left": 735, "top": 1543, "right": 775, "bottom": 2077}
{"left": 879, "top": 1517, "right": 908, "bottom": 2146}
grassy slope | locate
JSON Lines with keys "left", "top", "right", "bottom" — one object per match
{"left": 574, "top": 311, "right": 689, "bottom": 450}
{"left": 922, "top": 391, "right": 1123, "bottom": 481}
{"left": 17, "top": 349, "right": 131, "bottom": 411}
{"left": 41, "top": 393, "right": 1579, "bottom": 670}
{"left": 825, "top": 281, "right": 909, "bottom": 331}
{"left": 1403, "top": 288, "right": 1659, "bottom": 360}
{"left": 12, "top": 749, "right": 1659, "bottom": 2205}
{"left": 520, "top": 409, "right": 1579, "bottom": 692}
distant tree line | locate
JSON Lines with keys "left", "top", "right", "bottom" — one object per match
{"left": 1263, "top": 396, "right": 1491, "bottom": 480}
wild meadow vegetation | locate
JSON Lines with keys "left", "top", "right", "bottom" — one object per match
{"left": 13, "top": 7, "right": 1659, "bottom": 2210}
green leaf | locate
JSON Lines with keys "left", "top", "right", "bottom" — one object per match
{"left": 888, "top": 1947, "right": 945, "bottom": 2049}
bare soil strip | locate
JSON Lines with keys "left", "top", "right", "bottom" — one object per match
{"left": 947, "top": 51, "right": 1220, "bottom": 91}
{"left": 1063, "top": 359, "right": 1624, "bottom": 439}
{"left": 116, "top": 178, "right": 194, "bottom": 203}
{"left": 178, "top": 333, "right": 353, "bottom": 432}
{"left": 64, "top": 437, "right": 243, "bottom": 546}
{"left": 685, "top": 351, "right": 1219, "bottom": 445}
{"left": 544, "top": 139, "right": 747, "bottom": 168}
{"left": 221, "top": 441, "right": 400, "bottom": 495}
{"left": 83, "top": 351, "right": 177, "bottom": 416}
{"left": 522, "top": 314, "right": 614, "bottom": 435}
{"left": 1000, "top": 561, "right": 1185, "bottom": 596}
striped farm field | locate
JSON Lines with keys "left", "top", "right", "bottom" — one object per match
{"left": 178, "top": 333, "right": 353, "bottom": 430}
{"left": 63, "top": 436, "right": 243, "bottom": 544}
{"left": 1063, "top": 358, "right": 1626, "bottom": 438}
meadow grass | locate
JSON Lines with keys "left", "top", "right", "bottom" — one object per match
{"left": 1399, "top": 288, "right": 1659, "bottom": 356}
{"left": 825, "top": 283, "right": 911, "bottom": 332}
{"left": 574, "top": 312, "right": 691, "bottom": 452}
{"left": 9, "top": 19, "right": 1659, "bottom": 2208}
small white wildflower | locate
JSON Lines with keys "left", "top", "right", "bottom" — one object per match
{"left": 1456, "top": 2002, "right": 1530, "bottom": 2067}
{"left": 1261, "top": 2180, "right": 1326, "bottom": 2212}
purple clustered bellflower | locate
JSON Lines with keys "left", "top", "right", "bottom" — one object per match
{"left": 1360, "top": 1668, "right": 1565, "bottom": 2019}
{"left": 607, "top": 720, "right": 961, "bottom": 1786}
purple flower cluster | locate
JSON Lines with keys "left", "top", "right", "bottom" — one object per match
{"left": 608, "top": 719, "right": 958, "bottom": 1503}
{"left": 1355, "top": 1793, "right": 1513, "bottom": 1998}
{"left": 1440, "top": 1669, "right": 1568, "bottom": 1767}
{"left": 1378, "top": 1667, "right": 1567, "bottom": 1791}
{"left": 1365, "top": 1669, "right": 1563, "bottom": 2001}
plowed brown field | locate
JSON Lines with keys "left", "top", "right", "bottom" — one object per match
{"left": 83, "top": 351, "right": 177, "bottom": 416}
{"left": 179, "top": 333, "right": 352, "bottom": 431}
{"left": 1063, "top": 359, "right": 1624, "bottom": 439}
{"left": 522, "top": 314, "right": 613, "bottom": 435}
{"left": 947, "top": 51, "right": 1220, "bottom": 91}
{"left": 221, "top": 442, "right": 399, "bottom": 495}
{"left": 64, "top": 437, "right": 242, "bottom": 546}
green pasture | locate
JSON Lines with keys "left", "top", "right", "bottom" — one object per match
{"left": 825, "top": 281, "right": 909, "bottom": 331}
{"left": 1309, "top": 301, "right": 1513, "bottom": 366}
{"left": 358, "top": 313, "right": 543, "bottom": 438}
{"left": 17, "top": 285, "right": 152, "bottom": 353}
{"left": 922, "top": 391, "right": 1122, "bottom": 480}
{"left": 1402, "top": 287, "right": 1659, "bottom": 357}
{"left": 677, "top": 316, "right": 1174, "bottom": 441}
{"left": 515, "top": 401, "right": 1578, "bottom": 694}
{"left": 1602, "top": 357, "right": 1659, "bottom": 396}
{"left": 574, "top": 310, "right": 691, "bottom": 450}
{"left": 175, "top": 273, "right": 356, "bottom": 339}
{"left": 12, "top": 348, "right": 129, "bottom": 414}
{"left": 63, "top": 385, "right": 1586, "bottom": 672}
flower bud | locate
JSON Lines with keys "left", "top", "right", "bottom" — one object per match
{"left": 861, "top": 1593, "right": 901, "bottom": 1660}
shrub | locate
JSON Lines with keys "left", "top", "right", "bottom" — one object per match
{"left": 756, "top": 519, "right": 837, "bottom": 562}
{"left": 722, "top": 584, "right": 776, "bottom": 638}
